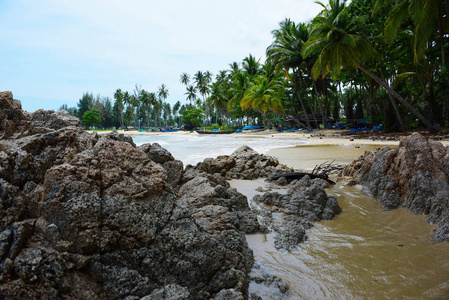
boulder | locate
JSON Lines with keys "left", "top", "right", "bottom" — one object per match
{"left": 339, "top": 132, "right": 449, "bottom": 242}
{"left": 29, "top": 109, "right": 81, "bottom": 130}
{"left": 195, "top": 145, "right": 293, "bottom": 180}
{"left": 252, "top": 176, "right": 341, "bottom": 250}
{"left": 0, "top": 97, "right": 255, "bottom": 299}
{"left": 0, "top": 91, "right": 33, "bottom": 139}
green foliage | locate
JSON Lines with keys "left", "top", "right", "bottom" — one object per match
{"left": 180, "top": 107, "right": 206, "bottom": 127}
{"left": 82, "top": 109, "right": 101, "bottom": 129}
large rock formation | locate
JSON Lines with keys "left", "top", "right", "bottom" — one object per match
{"left": 0, "top": 92, "right": 255, "bottom": 299}
{"left": 194, "top": 145, "right": 293, "bottom": 180}
{"left": 252, "top": 176, "right": 341, "bottom": 250}
{"left": 339, "top": 132, "right": 449, "bottom": 242}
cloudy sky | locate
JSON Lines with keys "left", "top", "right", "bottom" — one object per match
{"left": 0, "top": 0, "right": 323, "bottom": 112}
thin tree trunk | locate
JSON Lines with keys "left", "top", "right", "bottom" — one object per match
{"left": 293, "top": 74, "right": 312, "bottom": 129}
{"left": 358, "top": 64, "right": 436, "bottom": 131}
{"left": 380, "top": 69, "right": 405, "bottom": 131}
{"left": 313, "top": 81, "right": 326, "bottom": 130}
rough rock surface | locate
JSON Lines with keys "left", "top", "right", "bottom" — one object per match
{"left": 0, "top": 91, "right": 33, "bottom": 139}
{"left": 249, "top": 264, "right": 289, "bottom": 299}
{"left": 29, "top": 109, "right": 81, "bottom": 130}
{"left": 0, "top": 95, "right": 255, "bottom": 299}
{"left": 195, "top": 145, "right": 293, "bottom": 180}
{"left": 339, "top": 132, "right": 449, "bottom": 242}
{"left": 252, "top": 176, "right": 341, "bottom": 250}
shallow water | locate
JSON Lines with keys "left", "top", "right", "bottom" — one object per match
{"left": 230, "top": 180, "right": 449, "bottom": 299}
{"left": 132, "top": 134, "right": 307, "bottom": 166}
{"left": 132, "top": 135, "right": 449, "bottom": 299}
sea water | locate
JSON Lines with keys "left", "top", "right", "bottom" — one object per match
{"left": 132, "top": 134, "right": 307, "bottom": 166}
{"left": 132, "top": 134, "right": 449, "bottom": 299}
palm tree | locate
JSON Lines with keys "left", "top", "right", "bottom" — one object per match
{"left": 242, "top": 54, "right": 261, "bottom": 77}
{"left": 229, "top": 62, "right": 240, "bottom": 76}
{"left": 267, "top": 19, "right": 314, "bottom": 128}
{"left": 158, "top": 84, "right": 169, "bottom": 104}
{"left": 240, "top": 76, "right": 284, "bottom": 126}
{"left": 180, "top": 73, "right": 190, "bottom": 86}
{"left": 374, "top": 0, "right": 446, "bottom": 65}
{"left": 228, "top": 72, "right": 251, "bottom": 111}
{"left": 185, "top": 85, "right": 197, "bottom": 104}
{"left": 302, "top": 0, "right": 436, "bottom": 131}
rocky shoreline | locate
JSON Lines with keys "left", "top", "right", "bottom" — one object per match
{"left": 2, "top": 91, "right": 449, "bottom": 299}
{"left": 339, "top": 132, "right": 449, "bottom": 242}
{"left": 1, "top": 92, "right": 343, "bottom": 299}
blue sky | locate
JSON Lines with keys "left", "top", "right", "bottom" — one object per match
{"left": 0, "top": 0, "right": 323, "bottom": 112}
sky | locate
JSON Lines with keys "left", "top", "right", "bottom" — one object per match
{"left": 0, "top": 0, "right": 324, "bottom": 112}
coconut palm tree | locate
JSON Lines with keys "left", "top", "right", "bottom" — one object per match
{"left": 185, "top": 85, "right": 197, "bottom": 105}
{"left": 267, "top": 19, "right": 314, "bottom": 128}
{"left": 242, "top": 54, "right": 261, "bottom": 77}
{"left": 302, "top": 0, "right": 436, "bottom": 130}
{"left": 374, "top": 0, "right": 446, "bottom": 65}
{"left": 158, "top": 84, "right": 169, "bottom": 104}
{"left": 180, "top": 72, "right": 190, "bottom": 86}
{"left": 240, "top": 76, "right": 284, "bottom": 126}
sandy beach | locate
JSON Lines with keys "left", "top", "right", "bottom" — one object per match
{"left": 96, "top": 129, "right": 449, "bottom": 170}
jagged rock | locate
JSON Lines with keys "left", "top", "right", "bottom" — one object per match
{"left": 252, "top": 176, "right": 341, "bottom": 250}
{"left": 195, "top": 145, "right": 293, "bottom": 180}
{"left": 0, "top": 96, "right": 255, "bottom": 299}
{"left": 29, "top": 109, "right": 81, "bottom": 130}
{"left": 0, "top": 91, "right": 33, "bottom": 139}
{"left": 249, "top": 263, "right": 289, "bottom": 299}
{"left": 339, "top": 132, "right": 449, "bottom": 242}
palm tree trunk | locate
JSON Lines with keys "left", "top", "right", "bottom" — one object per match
{"left": 380, "top": 69, "right": 405, "bottom": 131}
{"left": 358, "top": 64, "right": 436, "bottom": 131}
{"left": 293, "top": 74, "right": 312, "bottom": 129}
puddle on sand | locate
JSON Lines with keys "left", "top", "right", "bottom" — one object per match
{"left": 229, "top": 180, "right": 449, "bottom": 299}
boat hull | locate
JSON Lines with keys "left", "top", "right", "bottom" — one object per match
{"left": 196, "top": 130, "right": 234, "bottom": 134}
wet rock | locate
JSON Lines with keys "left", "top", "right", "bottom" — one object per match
{"left": 253, "top": 176, "right": 341, "bottom": 250}
{"left": 249, "top": 264, "right": 289, "bottom": 299}
{"left": 340, "top": 132, "right": 449, "bottom": 242}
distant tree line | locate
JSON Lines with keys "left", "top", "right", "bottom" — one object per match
{"left": 61, "top": 0, "right": 449, "bottom": 132}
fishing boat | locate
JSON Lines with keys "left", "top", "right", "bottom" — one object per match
{"left": 196, "top": 130, "right": 234, "bottom": 134}
{"left": 161, "top": 129, "right": 179, "bottom": 133}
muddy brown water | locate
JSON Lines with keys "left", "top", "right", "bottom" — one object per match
{"left": 229, "top": 144, "right": 449, "bottom": 299}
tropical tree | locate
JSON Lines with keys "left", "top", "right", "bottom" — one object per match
{"left": 113, "top": 89, "right": 125, "bottom": 129}
{"left": 242, "top": 54, "right": 261, "bottom": 77}
{"left": 302, "top": 0, "right": 436, "bottom": 130}
{"left": 180, "top": 73, "right": 190, "bottom": 86}
{"left": 374, "top": 0, "right": 447, "bottom": 65}
{"left": 267, "top": 19, "right": 314, "bottom": 128}
{"left": 82, "top": 109, "right": 100, "bottom": 129}
{"left": 240, "top": 76, "right": 284, "bottom": 126}
{"left": 185, "top": 85, "right": 197, "bottom": 104}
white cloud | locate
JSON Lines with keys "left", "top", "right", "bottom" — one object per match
{"left": 0, "top": 0, "right": 324, "bottom": 111}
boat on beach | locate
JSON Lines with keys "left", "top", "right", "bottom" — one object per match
{"left": 196, "top": 130, "right": 234, "bottom": 134}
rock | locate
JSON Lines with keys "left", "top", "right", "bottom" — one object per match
{"left": 249, "top": 264, "right": 289, "bottom": 299}
{"left": 0, "top": 91, "right": 33, "bottom": 139}
{"left": 0, "top": 96, "right": 255, "bottom": 299}
{"left": 195, "top": 145, "right": 293, "bottom": 180}
{"left": 252, "top": 176, "right": 341, "bottom": 250}
{"left": 29, "top": 109, "right": 81, "bottom": 130}
{"left": 339, "top": 132, "right": 449, "bottom": 242}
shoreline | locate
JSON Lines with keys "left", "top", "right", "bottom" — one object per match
{"left": 95, "top": 128, "right": 449, "bottom": 146}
